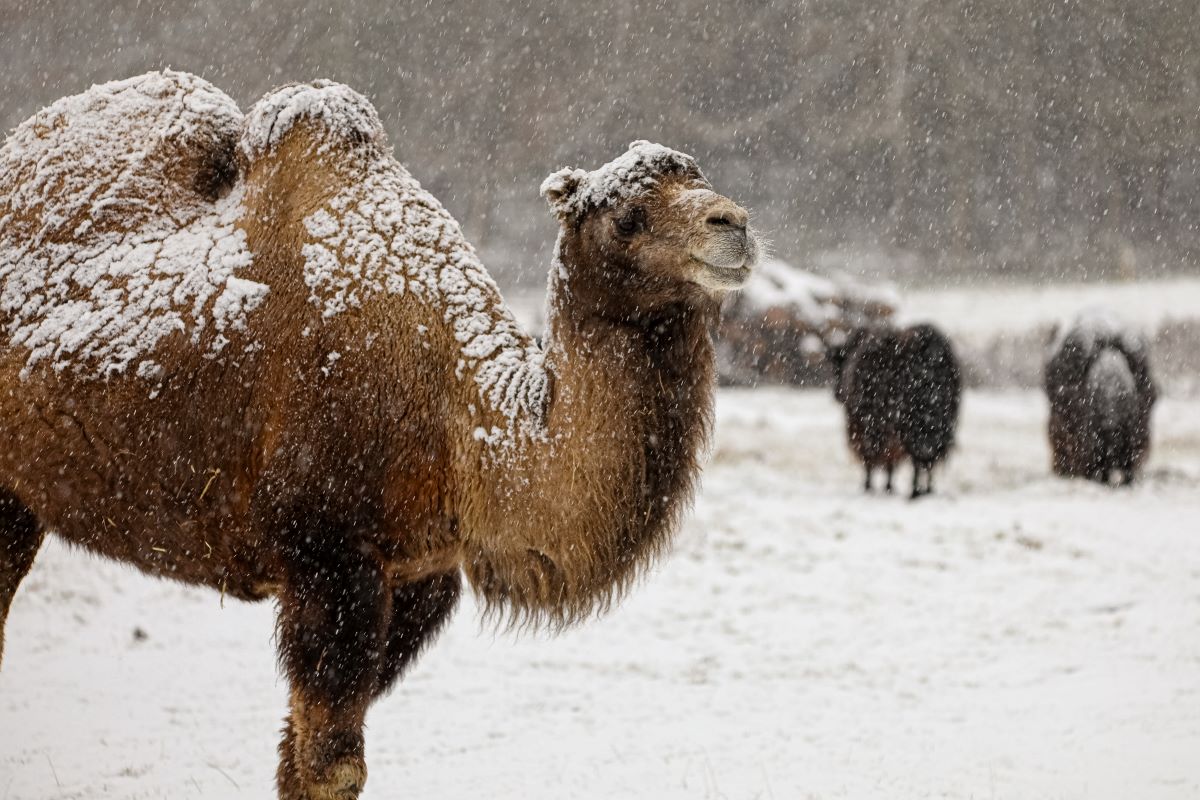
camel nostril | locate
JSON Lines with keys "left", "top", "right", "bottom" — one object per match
{"left": 706, "top": 211, "right": 748, "bottom": 232}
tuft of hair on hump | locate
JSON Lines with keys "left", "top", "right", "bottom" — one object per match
{"left": 539, "top": 140, "right": 707, "bottom": 219}
{"left": 239, "top": 80, "right": 387, "bottom": 163}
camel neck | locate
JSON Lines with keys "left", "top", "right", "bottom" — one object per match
{"left": 459, "top": 264, "right": 718, "bottom": 628}
{"left": 545, "top": 293, "right": 717, "bottom": 530}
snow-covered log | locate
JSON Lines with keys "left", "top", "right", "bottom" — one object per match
{"left": 716, "top": 258, "right": 898, "bottom": 385}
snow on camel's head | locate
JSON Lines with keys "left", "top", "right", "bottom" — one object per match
{"left": 540, "top": 141, "right": 760, "bottom": 305}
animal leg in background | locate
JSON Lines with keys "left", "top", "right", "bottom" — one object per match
{"left": 0, "top": 489, "right": 43, "bottom": 668}
{"left": 275, "top": 523, "right": 389, "bottom": 800}
{"left": 1119, "top": 452, "right": 1137, "bottom": 486}
{"left": 910, "top": 462, "right": 929, "bottom": 499}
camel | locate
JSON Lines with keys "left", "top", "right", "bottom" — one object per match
{"left": 0, "top": 71, "right": 759, "bottom": 799}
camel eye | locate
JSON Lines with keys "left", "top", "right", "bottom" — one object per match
{"left": 613, "top": 208, "right": 644, "bottom": 237}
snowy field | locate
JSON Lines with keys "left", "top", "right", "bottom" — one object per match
{"left": 3, "top": 388, "right": 1199, "bottom": 800}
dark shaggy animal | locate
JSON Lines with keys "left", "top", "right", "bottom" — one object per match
{"left": 828, "top": 327, "right": 906, "bottom": 493}
{"left": 894, "top": 324, "right": 961, "bottom": 498}
{"left": 829, "top": 324, "right": 961, "bottom": 498}
{"left": 1044, "top": 311, "right": 1156, "bottom": 485}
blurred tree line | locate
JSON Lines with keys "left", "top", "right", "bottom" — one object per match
{"left": 3, "top": 0, "right": 1198, "bottom": 287}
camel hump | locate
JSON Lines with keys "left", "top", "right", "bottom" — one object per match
{"left": 1, "top": 71, "right": 267, "bottom": 382}
{"left": 0, "top": 70, "right": 242, "bottom": 243}
{"left": 239, "top": 81, "right": 387, "bottom": 163}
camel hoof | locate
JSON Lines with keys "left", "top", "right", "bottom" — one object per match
{"left": 307, "top": 758, "right": 366, "bottom": 800}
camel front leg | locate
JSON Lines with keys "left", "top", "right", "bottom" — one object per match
{"left": 374, "top": 571, "right": 461, "bottom": 698}
{"left": 0, "top": 489, "right": 44, "bottom": 670}
{"left": 275, "top": 531, "right": 389, "bottom": 800}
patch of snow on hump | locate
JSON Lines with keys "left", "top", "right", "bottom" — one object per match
{"left": 540, "top": 140, "right": 705, "bottom": 217}
{"left": 1050, "top": 306, "right": 1147, "bottom": 358}
{"left": 0, "top": 71, "right": 267, "bottom": 383}
{"left": 240, "top": 81, "right": 386, "bottom": 160}
{"left": 0, "top": 188, "right": 265, "bottom": 380}
{"left": 301, "top": 157, "right": 548, "bottom": 448}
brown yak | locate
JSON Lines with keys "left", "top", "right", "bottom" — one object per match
{"left": 0, "top": 71, "right": 760, "bottom": 799}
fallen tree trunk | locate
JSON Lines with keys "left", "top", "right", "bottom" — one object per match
{"left": 717, "top": 259, "right": 898, "bottom": 386}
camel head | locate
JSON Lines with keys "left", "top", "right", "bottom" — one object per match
{"left": 541, "top": 141, "right": 760, "bottom": 314}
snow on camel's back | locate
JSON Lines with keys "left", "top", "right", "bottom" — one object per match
{"left": 0, "top": 71, "right": 761, "bottom": 799}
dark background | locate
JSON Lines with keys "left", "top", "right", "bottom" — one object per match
{"left": 4, "top": 0, "right": 1198, "bottom": 288}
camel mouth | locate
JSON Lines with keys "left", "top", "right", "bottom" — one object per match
{"left": 693, "top": 259, "right": 753, "bottom": 291}
{"left": 689, "top": 225, "right": 760, "bottom": 292}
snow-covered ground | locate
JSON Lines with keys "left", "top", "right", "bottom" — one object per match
{"left": 3, "top": 388, "right": 1199, "bottom": 800}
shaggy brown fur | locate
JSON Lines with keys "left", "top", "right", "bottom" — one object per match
{"left": 0, "top": 73, "right": 758, "bottom": 799}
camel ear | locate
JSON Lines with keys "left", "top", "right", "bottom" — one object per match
{"left": 540, "top": 167, "right": 586, "bottom": 217}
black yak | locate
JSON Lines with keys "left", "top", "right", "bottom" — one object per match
{"left": 895, "top": 324, "right": 962, "bottom": 498}
{"left": 1045, "top": 310, "right": 1156, "bottom": 485}
{"left": 829, "top": 328, "right": 906, "bottom": 492}
{"left": 829, "top": 324, "right": 961, "bottom": 498}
